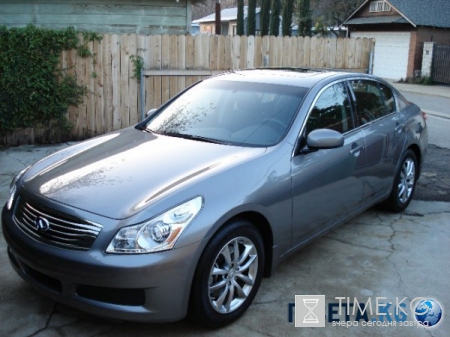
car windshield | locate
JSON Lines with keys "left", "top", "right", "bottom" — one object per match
{"left": 145, "top": 79, "right": 307, "bottom": 146}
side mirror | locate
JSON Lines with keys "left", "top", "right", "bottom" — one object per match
{"left": 306, "top": 129, "right": 344, "bottom": 150}
{"left": 146, "top": 108, "right": 158, "bottom": 118}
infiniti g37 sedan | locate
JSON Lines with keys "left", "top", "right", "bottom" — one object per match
{"left": 2, "top": 69, "right": 427, "bottom": 327}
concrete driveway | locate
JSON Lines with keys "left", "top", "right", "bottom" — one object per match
{"left": 1, "top": 140, "right": 449, "bottom": 337}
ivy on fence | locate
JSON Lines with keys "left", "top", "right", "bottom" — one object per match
{"left": 0, "top": 25, "right": 100, "bottom": 131}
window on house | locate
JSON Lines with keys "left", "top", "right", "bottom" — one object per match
{"left": 232, "top": 25, "right": 237, "bottom": 36}
{"left": 369, "top": 1, "right": 391, "bottom": 12}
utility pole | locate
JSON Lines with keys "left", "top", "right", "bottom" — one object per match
{"left": 215, "top": 0, "right": 221, "bottom": 35}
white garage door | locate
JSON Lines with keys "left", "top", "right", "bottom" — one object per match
{"left": 351, "top": 32, "right": 411, "bottom": 80}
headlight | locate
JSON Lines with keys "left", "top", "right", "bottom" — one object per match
{"left": 106, "top": 196, "right": 203, "bottom": 254}
{"left": 7, "top": 166, "right": 29, "bottom": 210}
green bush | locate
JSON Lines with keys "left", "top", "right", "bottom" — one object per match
{"left": 0, "top": 25, "right": 88, "bottom": 131}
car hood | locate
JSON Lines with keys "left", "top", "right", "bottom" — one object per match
{"left": 22, "top": 128, "right": 266, "bottom": 219}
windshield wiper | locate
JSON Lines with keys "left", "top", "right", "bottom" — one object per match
{"left": 162, "top": 132, "right": 225, "bottom": 144}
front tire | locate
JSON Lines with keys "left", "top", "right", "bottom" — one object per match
{"left": 383, "top": 149, "right": 417, "bottom": 212}
{"left": 188, "top": 220, "right": 265, "bottom": 328}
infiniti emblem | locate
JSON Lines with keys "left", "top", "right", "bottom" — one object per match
{"left": 35, "top": 217, "right": 50, "bottom": 232}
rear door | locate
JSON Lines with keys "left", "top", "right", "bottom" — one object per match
{"left": 349, "top": 79, "right": 407, "bottom": 201}
{"left": 291, "top": 81, "right": 366, "bottom": 245}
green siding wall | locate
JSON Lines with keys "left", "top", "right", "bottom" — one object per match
{"left": 0, "top": 0, "right": 192, "bottom": 34}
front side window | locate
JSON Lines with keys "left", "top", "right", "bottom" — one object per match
{"left": 306, "top": 82, "right": 354, "bottom": 135}
{"left": 351, "top": 80, "right": 389, "bottom": 124}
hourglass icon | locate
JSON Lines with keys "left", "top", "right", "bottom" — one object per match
{"left": 302, "top": 298, "right": 319, "bottom": 323}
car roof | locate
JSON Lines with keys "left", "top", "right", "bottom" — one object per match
{"left": 212, "top": 69, "right": 368, "bottom": 88}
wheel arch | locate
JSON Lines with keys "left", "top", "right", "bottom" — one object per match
{"left": 230, "top": 211, "right": 274, "bottom": 278}
{"left": 407, "top": 144, "right": 422, "bottom": 179}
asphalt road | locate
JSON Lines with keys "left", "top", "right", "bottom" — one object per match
{"left": 399, "top": 90, "right": 450, "bottom": 202}
{"left": 401, "top": 91, "right": 450, "bottom": 116}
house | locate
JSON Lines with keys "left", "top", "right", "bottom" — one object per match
{"left": 193, "top": 6, "right": 261, "bottom": 36}
{"left": 0, "top": 0, "right": 202, "bottom": 35}
{"left": 344, "top": 0, "right": 450, "bottom": 80}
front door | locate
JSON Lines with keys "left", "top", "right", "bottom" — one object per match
{"left": 291, "top": 82, "right": 366, "bottom": 245}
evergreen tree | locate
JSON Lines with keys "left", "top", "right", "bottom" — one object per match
{"left": 270, "top": 0, "right": 281, "bottom": 36}
{"left": 298, "top": 0, "right": 312, "bottom": 37}
{"left": 237, "top": 0, "right": 245, "bottom": 35}
{"left": 247, "top": 0, "right": 257, "bottom": 35}
{"left": 282, "top": 0, "right": 295, "bottom": 36}
{"left": 260, "top": 0, "right": 271, "bottom": 36}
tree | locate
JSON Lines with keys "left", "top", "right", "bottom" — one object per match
{"left": 270, "top": 0, "right": 281, "bottom": 36}
{"left": 247, "top": 0, "right": 257, "bottom": 35}
{"left": 260, "top": 0, "right": 271, "bottom": 36}
{"left": 297, "top": 0, "right": 312, "bottom": 37}
{"left": 237, "top": 0, "right": 245, "bottom": 35}
{"left": 282, "top": 0, "right": 295, "bottom": 36}
{"left": 311, "top": 0, "right": 363, "bottom": 36}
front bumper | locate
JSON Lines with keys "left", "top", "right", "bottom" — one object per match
{"left": 2, "top": 204, "right": 201, "bottom": 322}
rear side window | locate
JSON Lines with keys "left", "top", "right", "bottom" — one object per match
{"left": 306, "top": 82, "right": 354, "bottom": 134}
{"left": 379, "top": 83, "right": 396, "bottom": 113}
{"left": 351, "top": 80, "right": 390, "bottom": 124}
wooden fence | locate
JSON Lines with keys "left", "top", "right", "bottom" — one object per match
{"left": 1, "top": 34, "right": 374, "bottom": 146}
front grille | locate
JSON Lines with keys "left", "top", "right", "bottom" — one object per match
{"left": 13, "top": 197, "right": 102, "bottom": 251}
{"left": 77, "top": 285, "right": 146, "bottom": 306}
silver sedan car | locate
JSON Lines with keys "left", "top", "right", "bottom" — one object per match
{"left": 2, "top": 69, "right": 427, "bottom": 327}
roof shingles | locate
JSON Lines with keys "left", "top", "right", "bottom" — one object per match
{"left": 346, "top": 0, "right": 450, "bottom": 29}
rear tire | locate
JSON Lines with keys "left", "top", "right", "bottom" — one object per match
{"left": 382, "top": 149, "right": 417, "bottom": 212}
{"left": 188, "top": 219, "right": 265, "bottom": 328}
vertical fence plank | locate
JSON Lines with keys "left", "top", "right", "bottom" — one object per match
{"left": 354, "top": 38, "right": 362, "bottom": 71}
{"left": 103, "top": 34, "right": 113, "bottom": 132}
{"left": 254, "top": 36, "right": 262, "bottom": 68}
{"left": 224, "top": 35, "right": 233, "bottom": 70}
{"left": 111, "top": 34, "right": 121, "bottom": 131}
{"left": 76, "top": 34, "right": 87, "bottom": 139}
{"left": 169, "top": 35, "right": 179, "bottom": 98}
{"left": 335, "top": 38, "right": 344, "bottom": 69}
{"left": 261, "top": 36, "right": 270, "bottom": 67}
{"left": 161, "top": 35, "right": 171, "bottom": 104}
{"left": 217, "top": 35, "right": 226, "bottom": 70}
{"left": 177, "top": 35, "right": 186, "bottom": 94}
{"left": 209, "top": 35, "right": 218, "bottom": 71}
{"left": 282, "top": 36, "right": 291, "bottom": 67}
{"left": 240, "top": 36, "right": 248, "bottom": 69}
{"left": 303, "top": 36, "right": 311, "bottom": 67}
{"left": 361, "top": 38, "right": 371, "bottom": 71}
{"left": 86, "top": 38, "right": 96, "bottom": 138}
{"left": 310, "top": 36, "right": 318, "bottom": 68}
{"left": 348, "top": 38, "right": 356, "bottom": 70}
{"left": 194, "top": 34, "right": 203, "bottom": 70}
{"left": 120, "top": 35, "right": 130, "bottom": 129}
{"left": 94, "top": 37, "right": 105, "bottom": 135}
{"left": 247, "top": 36, "right": 255, "bottom": 68}
{"left": 66, "top": 44, "right": 78, "bottom": 138}
{"left": 128, "top": 34, "right": 138, "bottom": 125}
{"left": 268, "top": 36, "right": 277, "bottom": 66}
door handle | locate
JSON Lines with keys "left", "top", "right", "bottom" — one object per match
{"left": 349, "top": 144, "right": 364, "bottom": 157}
